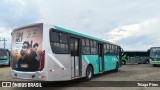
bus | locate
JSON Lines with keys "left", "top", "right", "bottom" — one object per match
{"left": 10, "top": 23, "right": 122, "bottom": 81}
{"left": 122, "top": 51, "right": 149, "bottom": 65}
{"left": 0, "top": 48, "right": 10, "bottom": 66}
{"left": 149, "top": 47, "right": 160, "bottom": 67}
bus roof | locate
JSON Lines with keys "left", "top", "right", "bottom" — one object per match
{"left": 0, "top": 48, "right": 9, "bottom": 51}
{"left": 150, "top": 47, "right": 160, "bottom": 49}
{"left": 0, "top": 48, "right": 8, "bottom": 50}
{"left": 12, "top": 23, "right": 120, "bottom": 46}
{"left": 54, "top": 25, "right": 109, "bottom": 43}
{"left": 124, "top": 51, "right": 148, "bottom": 52}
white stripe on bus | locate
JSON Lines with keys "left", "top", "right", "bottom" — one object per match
{"left": 48, "top": 54, "right": 65, "bottom": 68}
{"left": 84, "top": 56, "right": 89, "bottom": 64}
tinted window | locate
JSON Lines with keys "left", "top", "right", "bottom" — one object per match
{"left": 70, "top": 39, "right": 74, "bottom": 56}
{"left": 50, "top": 32, "right": 59, "bottom": 42}
{"left": 90, "top": 41, "right": 97, "bottom": 54}
{"left": 110, "top": 45, "right": 114, "bottom": 54}
{"left": 106, "top": 44, "right": 110, "bottom": 50}
{"left": 86, "top": 47, "right": 90, "bottom": 54}
{"left": 91, "top": 47, "right": 97, "bottom": 54}
{"left": 82, "top": 39, "right": 91, "bottom": 54}
{"left": 90, "top": 40, "right": 93, "bottom": 47}
{"left": 93, "top": 41, "right": 96, "bottom": 47}
{"left": 74, "top": 40, "right": 79, "bottom": 56}
{"left": 60, "top": 33, "right": 68, "bottom": 43}
{"left": 86, "top": 39, "right": 90, "bottom": 46}
{"left": 59, "top": 43, "right": 68, "bottom": 53}
{"left": 82, "top": 39, "right": 85, "bottom": 46}
{"left": 104, "top": 45, "right": 106, "bottom": 50}
{"left": 50, "top": 31, "right": 68, "bottom": 54}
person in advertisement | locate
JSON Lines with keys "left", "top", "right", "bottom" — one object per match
{"left": 16, "top": 40, "right": 40, "bottom": 71}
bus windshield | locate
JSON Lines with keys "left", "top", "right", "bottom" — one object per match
{"left": 150, "top": 48, "right": 160, "bottom": 58}
{"left": 0, "top": 50, "right": 8, "bottom": 60}
{"left": 11, "top": 24, "right": 43, "bottom": 71}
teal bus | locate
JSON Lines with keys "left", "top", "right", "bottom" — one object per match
{"left": 149, "top": 47, "right": 160, "bottom": 67}
{"left": 0, "top": 48, "right": 10, "bottom": 66}
{"left": 11, "top": 23, "right": 122, "bottom": 81}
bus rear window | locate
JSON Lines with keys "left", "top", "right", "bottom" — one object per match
{"left": 11, "top": 24, "right": 43, "bottom": 71}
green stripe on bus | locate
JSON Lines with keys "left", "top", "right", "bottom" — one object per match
{"left": 104, "top": 55, "right": 119, "bottom": 71}
{"left": 54, "top": 25, "right": 109, "bottom": 43}
{"left": 0, "top": 60, "right": 9, "bottom": 63}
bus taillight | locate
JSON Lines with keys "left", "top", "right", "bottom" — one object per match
{"left": 39, "top": 51, "right": 45, "bottom": 71}
{"left": 32, "top": 75, "right": 35, "bottom": 78}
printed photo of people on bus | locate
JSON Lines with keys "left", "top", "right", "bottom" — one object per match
{"left": 15, "top": 40, "right": 40, "bottom": 71}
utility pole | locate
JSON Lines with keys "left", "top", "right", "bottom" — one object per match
{"left": 0, "top": 38, "right": 7, "bottom": 49}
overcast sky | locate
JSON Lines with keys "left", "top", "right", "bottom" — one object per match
{"left": 0, "top": 0, "right": 160, "bottom": 51}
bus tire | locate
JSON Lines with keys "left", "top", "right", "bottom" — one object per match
{"left": 8, "top": 60, "right": 10, "bottom": 66}
{"left": 153, "top": 64, "right": 157, "bottom": 67}
{"left": 114, "top": 63, "right": 119, "bottom": 72}
{"left": 145, "top": 59, "right": 149, "bottom": 64}
{"left": 85, "top": 65, "right": 93, "bottom": 80}
{"left": 122, "top": 60, "right": 126, "bottom": 65}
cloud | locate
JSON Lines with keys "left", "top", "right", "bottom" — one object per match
{"left": 104, "top": 19, "right": 160, "bottom": 50}
{"left": 1, "top": 0, "right": 160, "bottom": 51}
{"left": 0, "top": 0, "right": 39, "bottom": 28}
{"left": 33, "top": 0, "right": 160, "bottom": 44}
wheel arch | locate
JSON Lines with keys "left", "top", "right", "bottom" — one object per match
{"left": 86, "top": 64, "right": 94, "bottom": 74}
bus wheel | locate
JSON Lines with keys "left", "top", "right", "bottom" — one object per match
{"left": 114, "top": 63, "right": 119, "bottom": 72}
{"left": 8, "top": 61, "right": 10, "bottom": 66}
{"left": 153, "top": 64, "right": 157, "bottom": 67}
{"left": 145, "top": 60, "right": 149, "bottom": 64}
{"left": 85, "top": 65, "right": 93, "bottom": 80}
{"left": 122, "top": 60, "right": 126, "bottom": 65}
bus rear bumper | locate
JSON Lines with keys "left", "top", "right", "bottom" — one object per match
{"left": 11, "top": 70, "right": 47, "bottom": 81}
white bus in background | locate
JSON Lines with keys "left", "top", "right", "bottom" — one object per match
{"left": 149, "top": 47, "right": 160, "bottom": 67}
{"left": 122, "top": 51, "right": 149, "bottom": 65}
{"left": 11, "top": 23, "right": 122, "bottom": 81}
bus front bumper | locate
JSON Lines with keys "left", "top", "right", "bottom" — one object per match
{"left": 150, "top": 60, "right": 160, "bottom": 64}
{"left": 0, "top": 61, "right": 9, "bottom": 65}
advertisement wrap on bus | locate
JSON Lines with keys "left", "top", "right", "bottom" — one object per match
{"left": 11, "top": 24, "right": 43, "bottom": 72}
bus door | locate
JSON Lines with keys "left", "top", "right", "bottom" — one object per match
{"left": 118, "top": 47, "right": 123, "bottom": 66}
{"left": 98, "top": 43, "right": 104, "bottom": 72}
{"left": 70, "top": 37, "right": 81, "bottom": 78}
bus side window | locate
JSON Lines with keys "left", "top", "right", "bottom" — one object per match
{"left": 60, "top": 33, "right": 68, "bottom": 44}
{"left": 110, "top": 45, "right": 114, "bottom": 54}
{"left": 85, "top": 39, "right": 90, "bottom": 54}
{"left": 51, "top": 42, "right": 60, "bottom": 53}
{"left": 82, "top": 39, "right": 85, "bottom": 46}
{"left": 82, "top": 39, "right": 90, "bottom": 54}
{"left": 91, "top": 40, "right": 97, "bottom": 54}
{"left": 106, "top": 44, "right": 110, "bottom": 54}
{"left": 82, "top": 39, "right": 86, "bottom": 54}
{"left": 50, "top": 31, "right": 69, "bottom": 54}
{"left": 50, "top": 32, "right": 59, "bottom": 42}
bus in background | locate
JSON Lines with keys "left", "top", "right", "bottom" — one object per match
{"left": 122, "top": 51, "right": 149, "bottom": 65}
{"left": 149, "top": 47, "right": 160, "bottom": 67}
{"left": 0, "top": 48, "right": 10, "bottom": 66}
{"left": 11, "top": 23, "right": 122, "bottom": 81}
